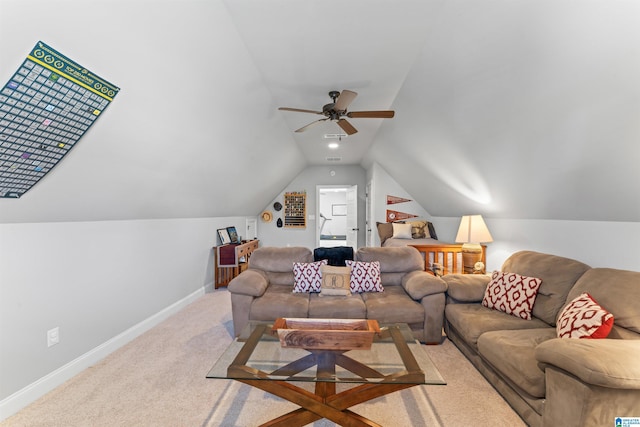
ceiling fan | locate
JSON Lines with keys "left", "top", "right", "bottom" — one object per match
{"left": 278, "top": 90, "right": 395, "bottom": 135}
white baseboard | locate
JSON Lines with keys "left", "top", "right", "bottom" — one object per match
{"left": 0, "top": 287, "right": 205, "bottom": 421}
{"left": 203, "top": 280, "right": 215, "bottom": 293}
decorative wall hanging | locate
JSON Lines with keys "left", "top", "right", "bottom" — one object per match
{"left": 332, "top": 204, "right": 347, "bottom": 216}
{"left": 386, "top": 209, "right": 418, "bottom": 222}
{"left": 0, "top": 41, "right": 120, "bottom": 198}
{"left": 273, "top": 202, "right": 282, "bottom": 211}
{"left": 261, "top": 211, "right": 273, "bottom": 222}
{"left": 284, "top": 191, "right": 306, "bottom": 228}
{"left": 386, "top": 195, "right": 412, "bottom": 205}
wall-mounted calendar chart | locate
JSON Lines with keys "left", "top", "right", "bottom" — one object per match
{"left": 0, "top": 41, "right": 120, "bottom": 198}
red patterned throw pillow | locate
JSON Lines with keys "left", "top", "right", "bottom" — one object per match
{"left": 482, "top": 271, "right": 542, "bottom": 320}
{"left": 292, "top": 260, "right": 328, "bottom": 293}
{"left": 557, "top": 293, "right": 614, "bottom": 339}
{"left": 346, "top": 260, "right": 383, "bottom": 293}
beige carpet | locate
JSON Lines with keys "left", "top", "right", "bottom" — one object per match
{"left": 2, "top": 290, "right": 526, "bottom": 427}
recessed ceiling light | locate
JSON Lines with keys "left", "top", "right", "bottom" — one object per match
{"left": 328, "top": 142, "right": 339, "bottom": 149}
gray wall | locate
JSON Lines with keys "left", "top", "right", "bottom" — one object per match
{"left": 258, "top": 165, "right": 367, "bottom": 249}
{"left": 0, "top": 216, "right": 247, "bottom": 414}
{"left": 431, "top": 217, "right": 640, "bottom": 272}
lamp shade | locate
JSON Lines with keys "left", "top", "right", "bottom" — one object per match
{"left": 455, "top": 215, "right": 493, "bottom": 244}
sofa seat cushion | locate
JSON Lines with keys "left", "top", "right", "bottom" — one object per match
{"left": 445, "top": 303, "right": 549, "bottom": 350}
{"left": 308, "top": 293, "right": 366, "bottom": 318}
{"left": 478, "top": 328, "right": 556, "bottom": 398}
{"left": 250, "top": 284, "right": 309, "bottom": 320}
{"left": 362, "top": 286, "right": 424, "bottom": 324}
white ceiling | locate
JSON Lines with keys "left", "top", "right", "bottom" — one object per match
{"left": 0, "top": 0, "right": 638, "bottom": 223}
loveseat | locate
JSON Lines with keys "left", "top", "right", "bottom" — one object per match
{"left": 227, "top": 246, "right": 447, "bottom": 344}
{"left": 443, "top": 250, "right": 640, "bottom": 427}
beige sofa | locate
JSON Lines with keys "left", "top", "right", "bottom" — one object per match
{"left": 443, "top": 250, "right": 640, "bottom": 427}
{"left": 227, "top": 246, "right": 447, "bottom": 344}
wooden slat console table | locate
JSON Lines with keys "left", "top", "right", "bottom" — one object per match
{"left": 214, "top": 239, "right": 259, "bottom": 288}
{"left": 410, "top": 244, "right": 486, "bottom": 275}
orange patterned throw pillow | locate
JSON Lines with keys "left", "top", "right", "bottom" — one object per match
{"left": 482, "top": 271, "right": 542, "bottom": 320}
{"left": 556, "top": 293, "right": 614, "bottom": 339}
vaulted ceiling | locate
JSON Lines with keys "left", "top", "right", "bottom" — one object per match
{"left": 1, "top": 0, "right": 638, "bottom": 223}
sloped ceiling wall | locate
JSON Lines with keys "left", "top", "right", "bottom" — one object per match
{"left": 1, "top": 0, "right": 638, "bottom": 224}
{"left": 0, "top": 0, "right": 306, "bottom": 222}
{"left": 365, "top": 0, "right": 640, "bottom": 221}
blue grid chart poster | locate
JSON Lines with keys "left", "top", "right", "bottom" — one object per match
{"left": 0, "top": 41, "right": 120, "bottom": 198}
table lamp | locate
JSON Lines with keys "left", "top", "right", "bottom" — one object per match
{"left": 455, "top": 215, "right": 493, "bottom": 273}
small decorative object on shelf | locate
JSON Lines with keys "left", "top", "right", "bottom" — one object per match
{"left": 284, "top": 191, "right": 306, "bottom": 228}
{"left": 432, "top": 262, "right": 444, "bottom": 277}
{"left": 473, "top": 261, "right": 486, "bottom": 274}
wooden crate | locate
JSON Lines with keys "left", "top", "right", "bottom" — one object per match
{"left": 272, "top": 318, "right": 380, "bottom": 350}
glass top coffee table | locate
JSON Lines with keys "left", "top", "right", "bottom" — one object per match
{"left": 207, "top": 320, "right": 445, "bottom": 427}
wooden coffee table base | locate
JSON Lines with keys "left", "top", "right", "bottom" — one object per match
{"left": 238, "top": 378, "right": 417, "bottom": 427}
{"left": 218, "top": 323, "right": 432, "bottom": 427}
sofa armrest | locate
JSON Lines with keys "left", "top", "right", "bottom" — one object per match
{"left": 442, "top": 274, "right": 490, "bottom": 303}
{"left": 536, "top": 338, "right": 640, "bottom": 389}
{"left": 401, "top": 270, "right": 447, "bottom": 300}
{"left": 228, "top": 269, "right": 269, "bottom": 297}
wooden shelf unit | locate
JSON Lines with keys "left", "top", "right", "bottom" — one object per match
{"left": 214, "top": 239, "right": 259, "bottom": 288}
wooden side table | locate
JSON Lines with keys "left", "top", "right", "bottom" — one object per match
{"left": 214, "top": 239, "right": 259, "bottom": 288}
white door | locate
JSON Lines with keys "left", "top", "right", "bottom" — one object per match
{"left": 245, "top": 218, "right": 257, "bottom": 240}
{"left": 346, "top": 185, "right": 358, "bottom": 249}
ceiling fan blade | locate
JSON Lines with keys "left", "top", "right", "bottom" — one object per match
{"left": 279, "top": 107, "right": 324, "bottom": 115}
{"left": 334, "top": 90, "right": 358, "bottom": 112}
{"left": 295, "top": 118, "right": 329, "bottom": 133}
{"left": 347, "top": 110, "right": 395, "bottom": 118}
{"left": 337, "top": 119, "right": 358, "bottom": 135}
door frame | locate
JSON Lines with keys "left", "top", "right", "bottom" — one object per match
{"left": 316, "top": 185, "right": 358, "bottom": 249}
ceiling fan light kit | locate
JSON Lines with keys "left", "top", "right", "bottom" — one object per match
{"left": 279, "top": 90, "right": 395, "bottom": 135}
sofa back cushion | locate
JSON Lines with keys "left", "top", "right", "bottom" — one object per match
{"left": 249, "top": 247, "right": 313, "bottom": 287}
{"left": 355, "top": 247, "right": 424, "bottom": 286}
{"left": 566, "top": 268, "right": 640, "bottom": 339}
{"left": 356, "top": 246, "right": 424, "bottom": 271}
{"left": 501, "top": 251, "right": 590, "bottom": 326}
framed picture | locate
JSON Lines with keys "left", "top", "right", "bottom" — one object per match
{"left": 217, "top": 228, "right": 231, "bottom": 245}
{"left": 227, "top": 226, "right": 239, "bottom": 243}
{"left": 332, "top": 204, "right": 347, "bottom": 216}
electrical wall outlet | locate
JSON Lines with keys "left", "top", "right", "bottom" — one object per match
{"left": 47, "top": 327, "right": 59, "bottom": 347}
